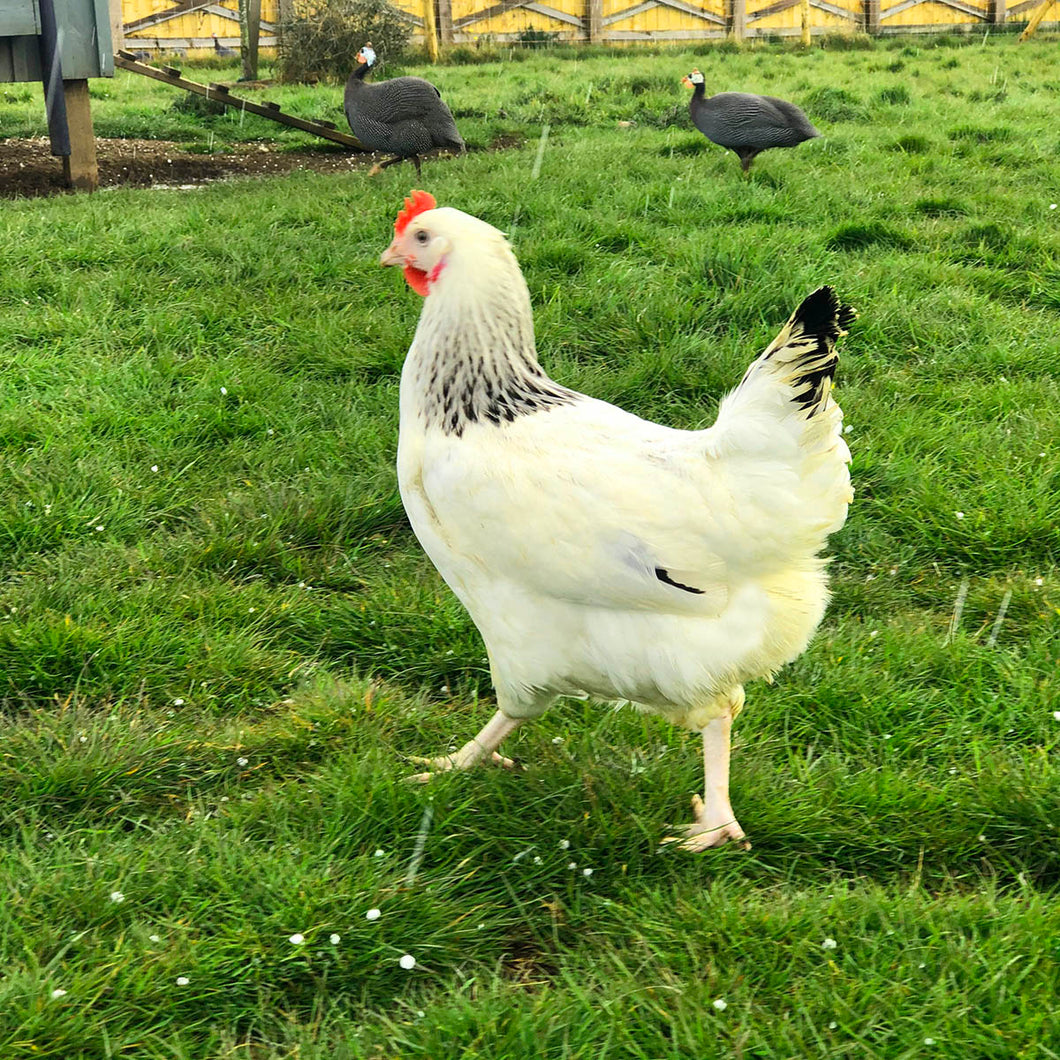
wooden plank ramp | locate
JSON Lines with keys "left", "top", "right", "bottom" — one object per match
{"left": 114, "top": 51, "right": 366, "bottom": 151}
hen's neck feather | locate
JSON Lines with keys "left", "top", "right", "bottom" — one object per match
{"left": 404, "top": 240, "right": 575, "bottom": 437}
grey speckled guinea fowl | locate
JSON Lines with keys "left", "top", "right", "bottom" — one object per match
{"left": 344, "top": 44, "right": 465, "bottom": 175}
{"left": 682, "top": 69, "right": 820, "bottom": 172}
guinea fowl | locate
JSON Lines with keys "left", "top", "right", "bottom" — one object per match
{"left": 380, "top": 191, "right": 856, "bottom": 851}
{"left": 683, "top": 69, "right": 820, "bottom": 172}
{"left": 212, "top": 34, "right": 236, "bottom": 59}
{"left": 344, "top": 44, "right": 464, "bottom": 176}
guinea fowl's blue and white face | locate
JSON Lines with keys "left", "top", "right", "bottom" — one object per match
{"left": 357, "top": 44, "right": 377, "bottom": 67}
{"left": 682, "top": 69, "right": 705, "bottom": 88}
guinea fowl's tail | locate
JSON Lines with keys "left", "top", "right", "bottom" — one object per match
{"left": 710, "top": 286, "right": 857, "bottom": 544}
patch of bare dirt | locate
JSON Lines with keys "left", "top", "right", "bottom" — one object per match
{"left": 0, "top": 137, "right": 495, "bottom": 199}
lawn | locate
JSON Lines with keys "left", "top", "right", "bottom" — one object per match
{"left": 1, "top": 32, "right": 1059, "bottom": 1059}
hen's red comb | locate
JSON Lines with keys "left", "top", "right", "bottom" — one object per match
{"left": 394, "top": 190, "right": 437, "bottom": 235}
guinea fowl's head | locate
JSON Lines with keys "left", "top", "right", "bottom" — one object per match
{"left": 380, "top": 190, "right": 521, "bottom": 300}
{"left": 356, "top": 42, "right": 376, "bottom": 67}
{"left": 682, "top": 69, "right": 705, "bottom": 90}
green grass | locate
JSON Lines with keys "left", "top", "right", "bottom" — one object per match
{"left": 2, "top": 33, "right": 1060, "bottom": 1059}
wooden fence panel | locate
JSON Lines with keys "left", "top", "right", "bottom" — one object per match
{"left": 122, "top": 0, "right": 278, "bottom": 54}
{"left": 748, "top": 0, "right": 860, "bottom": 34}
{"left": 602, "top": 0, "right": 727, "bottom": 41}
{"left": 879, "top": 0, "right": 991, "bottom": 30}
{"left": 448, "top": 0, "right": 589, "bottom": 40}
{"left": 123, "top": 0, "right": 1058, "bottom": 55}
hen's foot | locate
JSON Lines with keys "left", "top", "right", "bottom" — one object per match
{"left": 403, "top": 711, "right": 524, "bottom": 784}
{"left": 661, "top": 794, "right": 751, "bottom": 852}
{"left": 405, "top": 750, "right": 516, "bottom": 784}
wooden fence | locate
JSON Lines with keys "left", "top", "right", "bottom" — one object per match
{"left": 426, "top": 0, "right": 1056, "bottom": 41}
{"left": 121, "top": 0, "right": 281, "bottom": 54}
{"left": 120, "top": 0, "right": 1057, "bottom": 55}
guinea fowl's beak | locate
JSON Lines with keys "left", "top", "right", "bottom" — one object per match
{"left": 681, "top": 75, "right": 692, "bottom": 87}
{"left": 380, "top": 240, "right": 405, "bottom": 268}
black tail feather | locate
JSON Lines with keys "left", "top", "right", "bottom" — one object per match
{"left": 792, "top": 285, "right": 858, "bottom": 341}
{"left": 785, "top": 286, "right": 857, "bottom": 416}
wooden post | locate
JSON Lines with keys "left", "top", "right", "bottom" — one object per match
{"left": 239, "top": 0, "right": 261, "bottom": 80}
{"left": 61, "top": 79, "right": 98, "bottom": 191}
{"left": 864, "top": 0, "right": 880, "bottom": 32}
{"left": 729, "top": 0, "right": 746, "bottom": 39}
{"left": 801, "top": 0, "right": 812, "bottom": 44}
{"left": 437, "top": 0, "right": 454, "bottom": 43}
{"left": 991, "top": 0, "right": 1006, "bottom": 21}
{"left": 588, "top": 0, "right": 603, "bottom": 41}
{"left": 423, "top": 0, "right": 440, "bottom": 61}
{"left": 1018, "top": 0, "right": 1052, "bottom": 39}
{"left": 108, "top": 0, "right": 124, "bottom": 52}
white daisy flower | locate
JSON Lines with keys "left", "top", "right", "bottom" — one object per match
{"left": 399, "top": 954, "right": 416, "bottom": 970}
{"left": 366, "top": 908, "right": 381, "bottom": 921}
{"left": 288, "top": 934, "right": 305, "bottom": 945}
{"left": 821, "top": 938, "right": 837, "bottom": 950}
{"left": 712, "top": 998, "right": 727, "bottom": 1011}
{"left": 175, "top": 976, "right": 190, "bottom": 986}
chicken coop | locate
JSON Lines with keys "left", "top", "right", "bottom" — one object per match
{"left": 1, "top": 0, "right": 120, "bottom": 188}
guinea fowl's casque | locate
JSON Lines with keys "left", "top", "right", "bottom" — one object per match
{"left": 344, "top": 44, "right": 464, "bottom": 176}
{"left": 683, "top": 69, "right": 820, "bottom": 172}
{"left": 381, "top": 191, "right": 855, "bottom": 850}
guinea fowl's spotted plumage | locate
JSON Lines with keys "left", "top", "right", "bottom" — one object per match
{"left": 684, "top": 70, "right": 820, "bottom": 171}
{"left": 212, "top": 34, "right": 236, "bottom": 58}
{"left": 379, "top": 194, "right": 856, "bottom": 851}
{"left": 344, "top": 45, "right": 464, "bottom": 170}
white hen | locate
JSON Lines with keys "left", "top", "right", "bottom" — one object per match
{"left": 380, "top": 190, "right": 855, "bottom": 850}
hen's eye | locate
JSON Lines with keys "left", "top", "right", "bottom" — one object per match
{"left": 415, "top": 230, "right": 430, "bottom": 245}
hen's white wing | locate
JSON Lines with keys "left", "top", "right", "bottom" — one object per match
{"left": 409, "top": 394, "right": 823, "bottom": 621}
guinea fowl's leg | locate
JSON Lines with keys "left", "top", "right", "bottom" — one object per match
{"left": 369, "top": 156, "right": 407, "bottom": 177}
{"left": 406, "top": 710, "right": 523, "bottom": 783}
{"left": 663, "top": 689, "right": 750, "bottom": 851}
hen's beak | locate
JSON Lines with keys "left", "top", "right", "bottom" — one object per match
{"left": 380, "top": 241, "right": 404, "bottom": 267}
